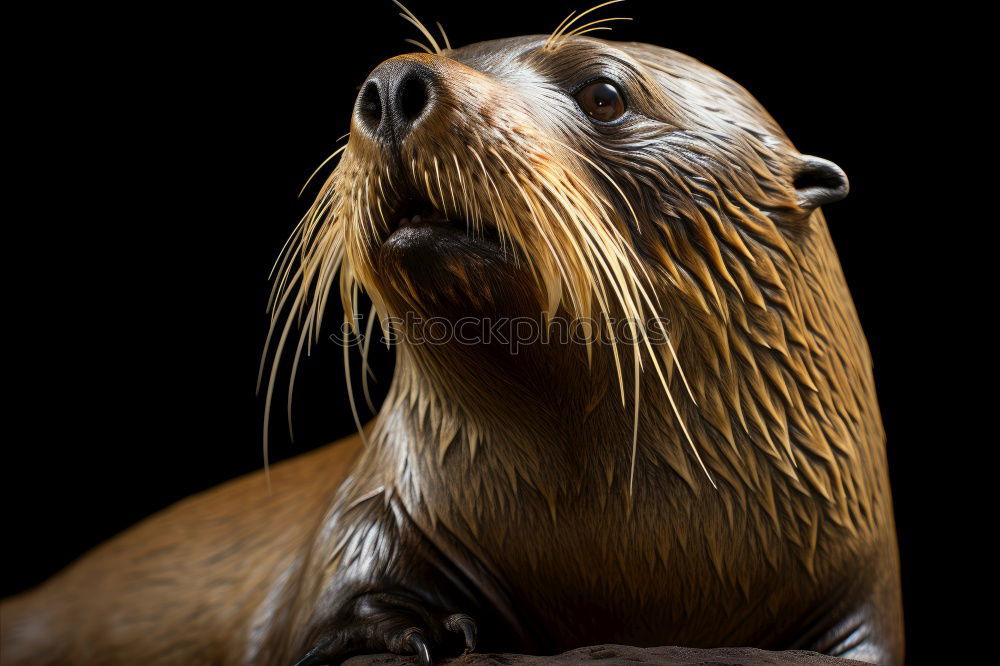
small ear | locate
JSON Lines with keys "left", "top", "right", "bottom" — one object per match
{"left": 792, "top": 155, "right": 849, "bottom": 209}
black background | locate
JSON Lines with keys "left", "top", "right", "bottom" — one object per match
{"left": 4, "top": 2, "right": 967, "bottom": 662}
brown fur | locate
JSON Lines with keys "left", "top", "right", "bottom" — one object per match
{"left": 2, "top": 31, "right": 902, "bottom": 666}
{"left": 1, "top": 437, "right": 363, "bottom": 665}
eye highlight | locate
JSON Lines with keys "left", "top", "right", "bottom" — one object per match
{"left": 575, "top": 80, "right": 625, "bottom": 122}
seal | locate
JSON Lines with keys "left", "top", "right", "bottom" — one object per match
{"left": 0, "top": 7, "right": 904, "bottom": 666}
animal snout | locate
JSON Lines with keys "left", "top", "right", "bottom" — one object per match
{"left": 355, "top": 56, "right": 436, "bottom": 145}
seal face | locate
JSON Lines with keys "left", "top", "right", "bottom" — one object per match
{"left": 267, "top": 29, "right": 901, "bottom": 666}
{"left": 294, "top": 33, "right": 852, "bottom": 328}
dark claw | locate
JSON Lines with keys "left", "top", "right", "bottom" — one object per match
{"left": 444, "top": 613, "right": 477, "bottom": 654}
{"left": 405, "top": 629, "right": 432, "bottom": 666}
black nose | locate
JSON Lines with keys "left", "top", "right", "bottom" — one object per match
{"left": 355, "top": 59, "right": 434, "bottom": 144}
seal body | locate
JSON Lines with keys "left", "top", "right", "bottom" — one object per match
{"left": 1, "top": 34, "right": 903, "bottom": 666}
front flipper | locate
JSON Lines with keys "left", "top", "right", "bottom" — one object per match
{"left": 284, "top": 476, "right": 513, "bottom": 665}
{"left": 292, "top": 591, "right": 477, "bottom": 666}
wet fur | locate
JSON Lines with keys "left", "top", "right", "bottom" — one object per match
{"left": 1, "top": 33, "right": 902, "bottom": 666}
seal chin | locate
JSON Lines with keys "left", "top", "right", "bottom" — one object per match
{"left": 375, "top": 200, "right": 520, "bottom": 314}
{"left": 384, "top": 221, "right": 477, "bottom": 251}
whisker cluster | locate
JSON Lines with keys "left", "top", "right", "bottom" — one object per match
{"left": 394, "top": 1, "right": 451, "bottom": 55}
{"left": 262, "top": 107, "right": 711, "bottom": 494}
{"left": 543, "top": 0, "right": 632, "bottom": 51}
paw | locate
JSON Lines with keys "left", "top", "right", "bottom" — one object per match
{"left": 293, "top": 592, "right": 477, "bottom": 666}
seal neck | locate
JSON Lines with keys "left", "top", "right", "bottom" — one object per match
{"left": 366, "top": 323, "right": 670, "bottom": 486}
{"left": 388, "top": 327, "right": 600, "bottom": 434}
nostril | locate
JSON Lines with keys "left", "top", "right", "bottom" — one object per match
{"left": 360, "top": 61, "right": 434, "bottom": 143}
{"left": 397, "top": 75, "right": 429, "bottom": 122}
{"left": 358, "top": 80, "right": 382, "bottom": 132}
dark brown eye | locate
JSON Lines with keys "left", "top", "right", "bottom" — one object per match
{"left": 575, "top": 81, "right": 625, "bottom": 122}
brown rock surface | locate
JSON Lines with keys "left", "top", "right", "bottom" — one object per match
{"left": 344, "top": 644, "right": 871, "bottom": 665}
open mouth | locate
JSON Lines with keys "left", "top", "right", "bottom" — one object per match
{"left": 390, "top": 198, "right": 456, "bottom": 232}
{"left": 384, "top": 196, "right": 502, "bottom": 248}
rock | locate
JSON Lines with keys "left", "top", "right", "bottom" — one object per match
{"left": 344, "top": 644, "right": 871, "bottom": 665}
